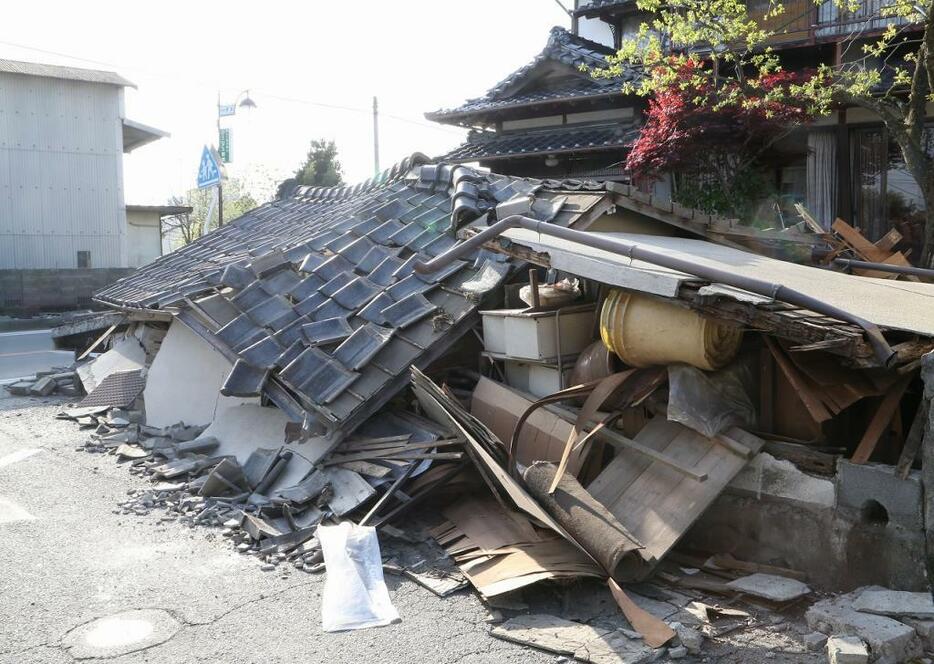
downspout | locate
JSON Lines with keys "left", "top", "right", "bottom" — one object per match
{"left": 414, "top": 215, "right": 897, "bottom": 367}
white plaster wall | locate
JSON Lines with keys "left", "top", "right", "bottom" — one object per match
{"left": 143, "top": 320, "right": 257, "bottom": 427}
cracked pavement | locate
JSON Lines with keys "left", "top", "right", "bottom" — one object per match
{"left": 0, "top": 394, "right": 555, "bottom": 664}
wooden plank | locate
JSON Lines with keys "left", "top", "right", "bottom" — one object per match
{"left": 759, "top": 346, "right": 775, "bottom": 433}
{"left": 850, "top": 374, "right": 913, "bottom": 464}
{"left": 896, "top": 400, "right": 929, "bottom": 479}
{"left": 77, "top": 324, "right": 118, "bottom": 361}
{"left": 831, "top": 217, "right": 891, "bottom": 261}
{"left": 875, "top": 227, "right": 904, "bottom": 253}
{"left": 764, "top": 338, "right": 832, "bottom": 423}
{"left": 588, "top": 418, "right": 762, "bottom": 565}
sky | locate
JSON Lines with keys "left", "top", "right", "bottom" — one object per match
{"left": 0, "top": 1, "right": 571, "bottom": 205}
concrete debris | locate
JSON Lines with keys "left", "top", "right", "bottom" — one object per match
{"left": 826, "top": 635, "right": 869, "bottom": 664}
{"left": 806, "top": 591, "right": 922, "bottom": 662}
{"left": 852, "top": 589, "right": 934, "bottom": 618}
{"left": 671, "top": 623, "right": 704, "bottom": 655}
{"left": 5, "top": 369, "right": 80, "bottom": 398}
{"left": 725, "top": 573, "right": 812, "bottom": 602}
{"left": 803, "top": 631, "right": 828, "bottom": 651}
{"left": 491, "top": 614, "right": 656, "bottom": 664}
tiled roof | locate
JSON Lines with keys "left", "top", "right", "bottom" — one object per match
{"left": 573, "top": 0, "right": 635, "bottom": 16}
{"left": 440, "top": 123, "right": 639, "bottom": 163}
{"left": 96, "top": 156, "right": 610, "bottom": 440}
{"left": 425, "top": 79, "right": 619, "bottom": 121}
{"left": 427, "top": 27, "right": 636, "bottom": 122}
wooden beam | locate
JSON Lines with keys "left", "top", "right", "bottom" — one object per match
{"left": 77, "top": 324, "right": 118, "bottom": 361}
{"left": 851, "top": 374, "right": 913, "bottom": 464}
{"left": 764, "top": 338, "right": 833, "bottom": 423}
{"left": 896, "top": 400, "right": 929, "bottom": 479}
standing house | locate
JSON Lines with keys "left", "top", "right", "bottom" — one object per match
{"left": 426, "top": 27, "right": 643, "bottom": 183}
{"left": 428, "top": 1, "right": 928, "bottom": 255}
{"left": 0, "top": 59, "right": 168, "bottom": 311}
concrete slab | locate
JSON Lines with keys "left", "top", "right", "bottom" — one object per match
{"left": 725, "top": 573, "right": 811, "bottom": 602}
{"left": 853, "top": 589, "right": 934, "bottom": 618}
{"left": 144, "top": 321, "right": 257, "bottom": 428}
{"left": 76, "top": 335, "right": 146, "bottom": 393}
{"left": 826, "top": 635, "right": 869, "bottom": 664}
{"left": 806, "top": 591, "right": 922, "bottom": 662}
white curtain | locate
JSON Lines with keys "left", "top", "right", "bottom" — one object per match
{"left": 806, "top": 131, "right": 837, "bottom": 229}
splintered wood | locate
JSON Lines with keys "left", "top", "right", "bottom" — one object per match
{"left": 430, "top": 495, "right": 602, "bottom": 596}
{"left": 829, "top": 218, "right": 919, "bottom": 280}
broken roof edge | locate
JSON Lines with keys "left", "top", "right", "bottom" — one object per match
{"left": 284, "top": 152, "right": 433, "bottom": 203}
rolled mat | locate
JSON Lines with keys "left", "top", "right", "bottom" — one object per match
{"left": 522, "top": 461, "right": 651, "bottom": 582}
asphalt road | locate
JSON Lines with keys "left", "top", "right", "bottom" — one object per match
{"left": 0, "top": 392, "right": 826, "bottom": 663}
{"left": 0, "top": 393, "right": 556, "bottom": 664}
{"left": 0, "top": 330, "right": 74, "bottom": 381}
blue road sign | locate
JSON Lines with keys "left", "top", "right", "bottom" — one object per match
{"left": 196, "top": 145, "right": 221, "bottom": 189}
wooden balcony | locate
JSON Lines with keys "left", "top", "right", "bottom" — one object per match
{"left": 748, "top": 0, "right": 916, "bottom": 47}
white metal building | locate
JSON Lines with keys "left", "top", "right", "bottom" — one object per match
{"left": 0, "top": 58, "right": 166, "bottom": 271}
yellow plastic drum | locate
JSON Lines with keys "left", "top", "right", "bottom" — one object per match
{"left": 599, "top": 289, "right": 742, "bottom": 370}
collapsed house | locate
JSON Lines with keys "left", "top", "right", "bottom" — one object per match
{"left": 31, "top": 153, "right": 934, "bottom": 659}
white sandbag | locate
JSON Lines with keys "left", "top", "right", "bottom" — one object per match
{"left": 318, "top": 521, "right": 399, "bottom": 632}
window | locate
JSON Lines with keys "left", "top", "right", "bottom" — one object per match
{"left": 851, "top": 126, "right": 929, "bottom": 259}
{"left": 77, "top": 251, "right": 91, "bottom": 268}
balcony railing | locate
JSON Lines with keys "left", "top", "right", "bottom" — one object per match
{"left": 748, "top": 0, "right": 915, "bottom": 45}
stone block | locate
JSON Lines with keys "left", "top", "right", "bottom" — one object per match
{"left": 806, "top": 591, "right": 922, "bottom": 662}
{"left": 836, "top": 460, "right": 923, "bottom": 531}
{"left": 827, "top": 635, "right": 869, "bottom": 664}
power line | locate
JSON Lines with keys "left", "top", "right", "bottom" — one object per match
{"left": 0, "top": 38, "right": 465, "bottom": 137}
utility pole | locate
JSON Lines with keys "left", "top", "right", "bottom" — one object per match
{"left": 372, "top": 96, "right": 380, "bottom": 176}
{"left": 216, "top": 92, "right": 224, "bottom": 228}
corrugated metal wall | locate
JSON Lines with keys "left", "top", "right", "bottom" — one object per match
{"left": 0, "top": 73, "right": 127, "bottom": 269}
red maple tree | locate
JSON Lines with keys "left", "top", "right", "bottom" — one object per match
{"left": 626, "top": 61, "right": 812, "bottom": 214}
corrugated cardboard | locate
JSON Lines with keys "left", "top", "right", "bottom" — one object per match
{"left": 470, "top": 377, "right": 586, "bottom": 475}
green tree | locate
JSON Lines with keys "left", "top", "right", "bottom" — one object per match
{"left": 162, "top": 178, "right": 258, "bottom": 248}
{"left": 594, "top": 0, "right": 934, "bottom": 265}
{"left": 276, "top": 139, "right": 344, "bottom": 199}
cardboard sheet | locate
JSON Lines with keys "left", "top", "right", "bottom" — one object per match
{"left": 471, "top": 377, "right": 587, "bottom": 475}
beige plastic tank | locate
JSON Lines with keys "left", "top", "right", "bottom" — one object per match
{"left": 599, "top": 289, "right": 742, "bottom": 371}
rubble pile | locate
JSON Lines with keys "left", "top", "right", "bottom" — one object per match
{"left": 5, "top": 367, "right": 80, "bottom": 397}
{"left": 24, "top": 157, "right": 934, "bottom": 662}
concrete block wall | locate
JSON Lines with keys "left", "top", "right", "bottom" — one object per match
{"left": 682, "top": 456, "right": 930, "bottom": 592}
{"left": 0, "top": 268, "right": 134, "bottom": 314}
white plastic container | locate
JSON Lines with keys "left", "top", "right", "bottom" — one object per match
{"left": 479, "top": 304, "right": 595, "bottom": 360}
{"left": 504, "top": 360, "right": 573, "bottom": 398}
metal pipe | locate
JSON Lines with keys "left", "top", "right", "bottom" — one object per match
{"left": 414, "top": 215, "right": 897, "bottom": 367}
{"left": 832, "top": 257, "right": 934, "bottom": 279}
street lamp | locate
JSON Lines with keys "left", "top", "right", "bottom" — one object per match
{"left": 216, "top": 89, "right": 257, "bottom": 226}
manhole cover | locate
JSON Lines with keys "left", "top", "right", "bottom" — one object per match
{"left": 63, "top": 608, "right": 180, "bottom": 659}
